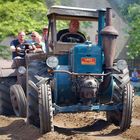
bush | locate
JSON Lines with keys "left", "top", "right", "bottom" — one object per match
{"left": 0, "top": 45, "right": 11, "bottom": 59}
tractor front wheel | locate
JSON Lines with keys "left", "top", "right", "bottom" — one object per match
{"left": 106, "top": 66, "right": 134, "bottom": 131}
{"left": 39, "top": 83, "right": 54, "bottom": 134}
{"left": 27, "top": 61, "right": 47, "bottom": 128}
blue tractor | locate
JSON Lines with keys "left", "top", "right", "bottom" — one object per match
{"left": 26, "top": 6, "right": 134, "bottom": 134}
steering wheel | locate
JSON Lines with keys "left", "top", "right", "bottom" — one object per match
{"left": 15, "top": 43, "right": 33, "bottom": 57}
{"left": 59, "top": 32, "right": 86, "bottom": 43}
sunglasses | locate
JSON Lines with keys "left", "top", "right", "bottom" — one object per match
{"left": 31, "top": 35, "right": 36, "bottom": 37}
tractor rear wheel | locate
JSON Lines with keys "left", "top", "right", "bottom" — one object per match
{"left": 10, "top": 84, "right": 27, "bottom": 117}
{"left": 39, "top": 83, "right": 54, "bottom": 134}
{"left": 106, "top": 66, "right": 134, "bottom": 131}
{"left": 0, "top": 78, "right": 16, "bottom": 115}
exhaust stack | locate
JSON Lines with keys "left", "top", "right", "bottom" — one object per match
{"left": 101, "top": 8, "right": 118, "bottom": 72}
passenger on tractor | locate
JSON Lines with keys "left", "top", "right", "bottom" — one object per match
{"left": 10, "top": 31, "right": 28, "bottom": 59}
{"left": 30, "top": 31, "right": 46, "bottom": 53}
{"left": 57, "top": 19, "right": 86, "bottom": 43}
{"left": 42, "top": 27, "right": 49, "bottom": 52}
{"left": 10, "top": 31, "right": 46, "bottom": 60}
{"left": 42, "top": 26, "right": 48, "bottom": 43}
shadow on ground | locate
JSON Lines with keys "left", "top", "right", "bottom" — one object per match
{"left": 55, "top": 119, "right": 122, "bottom": 136}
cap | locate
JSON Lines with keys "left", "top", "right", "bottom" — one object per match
{"left": 43, "top": 26, "right": 48, "bottom": 30}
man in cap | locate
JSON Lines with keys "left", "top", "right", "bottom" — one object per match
{"left": 42, "top": 26, "right": 48, "bottom": 43}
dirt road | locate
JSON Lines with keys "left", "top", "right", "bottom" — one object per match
{"left": 0, "top": 96, "right": 140, "bottom": 140}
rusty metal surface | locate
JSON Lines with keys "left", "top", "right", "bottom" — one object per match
{"left": 102, "top": 36, "right": 117, "bottom": 69}
{"left": 106, "top": 7, "right": 112, "bottom": 26}
{"left": 101, "top": 26, "right": 119, "bottom": 36}
{"left": 25, "top": 52, "right": 47, "bottom": 65}
{"left": 47, "top": 5, "right": 104, "bottom": 20}
{"left": 54, "top": 42, "right": 76, "bottom": 54}
{"left": 54, "top": 70, "right": 111, "bottom": 76}
{"left": 100, "top": 8, "right": 119, "bottom": 70}
{"left": 100, "top": 8, "right": 118, "bottom": 36}
{"left": 12, "top": 59, "right": 26, "bottom": 68}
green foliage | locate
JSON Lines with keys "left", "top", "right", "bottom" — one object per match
{"left": 0, "top": 0, "right": 48, "bottom": 41}
{"left": 56, "top": 21, "right": 68, "bottom": 31}
{"left": 117, "top": 1, "right": 140, "bottom": 59}
{"left": 0, "top": 45, "right": 11, "bottom": 59}
{"left": 81, "top": 21, "right": 93, "bottom": 29}
{"left": 119, "top": 0, "right": 140, "bottom": 19}
{"left": 0, "top": 0, "right": 45, "bottom": 3}
{"left": 126, "top": 4, "right": 140, "bottom": 58}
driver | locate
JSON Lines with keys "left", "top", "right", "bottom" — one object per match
{"left": 10, "top": 31, "right": 28, "bottom": 59}
{"left": 57, "top": 19, "right": 86, "bottom": 43}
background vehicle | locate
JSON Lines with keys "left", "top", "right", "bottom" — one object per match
{"left": 0, "top": 59, "right": 16, "bottom": 116}
{"left": 0, "top": 44, "right": 46, "bottom": 117}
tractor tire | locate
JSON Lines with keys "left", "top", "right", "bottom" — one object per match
{"left": 39, "top": 83, "right": 54, "bottom": 134}
{"left": 106, "top": 66, "right": 134, "bottom": 131}
{"left": 0, "top": 78, "right": 16, "bottom": 115}
{"left": 27, "top": 61, "right": 47, "bottom": 128}
{"left": 10, "top": 84, "right": 27, "bottom": 117}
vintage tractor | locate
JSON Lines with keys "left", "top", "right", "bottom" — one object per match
{"left": 26, "top": 6, "right": 134, "bottom": 134}
{"left": 0, "top": 55, "right": 26, "bottom": 117}
{"left": 0, "top": 43, "right": 46, "bottom": 117}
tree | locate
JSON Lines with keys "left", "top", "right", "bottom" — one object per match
{"left": 114, "top": 1, "right": 140, "bottom": 58}
{"left": 126, "top": 4, "right": 140, "bottom": 58}
{"left": 0, "top": 0, "right": 48, "bottom": 41}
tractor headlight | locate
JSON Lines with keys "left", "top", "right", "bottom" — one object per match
{"left": 116, "top": 60, "right": 127, "bottom": 70}
{"left": 18, "top": 66, "right": 26, "bottom": 74}
{"left": 46, "top": 56, "right": 59, "bottom": 68}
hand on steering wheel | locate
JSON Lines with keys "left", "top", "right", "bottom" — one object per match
{"left": 16, "top": 43, "right": 34, "bottom": 56}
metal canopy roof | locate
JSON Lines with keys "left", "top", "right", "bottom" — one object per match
{"left": 47, "top": 6, "right": 106, "bottom": 20}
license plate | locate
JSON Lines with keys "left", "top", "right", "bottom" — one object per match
{"left": 81, "top": 58, "right": 96, "bottom": 65}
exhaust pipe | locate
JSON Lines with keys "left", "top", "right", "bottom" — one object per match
{"left": 99, "top": 8, "right": 118, "bottom": 103}
{"left": 101, "top": 7, "right": 118, "bottom": 72}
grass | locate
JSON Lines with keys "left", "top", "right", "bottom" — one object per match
{"left": 0, "top": 45, "right": 11, "bottom": 59}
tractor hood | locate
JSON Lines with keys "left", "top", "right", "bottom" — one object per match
{"left": 70, "top": 41, "right": 103, "bottom": 73}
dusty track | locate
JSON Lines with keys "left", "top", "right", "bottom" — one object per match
{"left": 0, "top": 96, "right": 140, "bottom": 140}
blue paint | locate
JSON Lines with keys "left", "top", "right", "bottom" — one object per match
{"left": 98, "top": 10, "right": 105, "bottom": 47}
{"left": 57, "top": 53, "right": 69, "bottom": 65}
{"left": 54, "top": 103, "right": 122, "bottom": 113}
{"left": 100, "top": 75, "right": 114, "bottom": 103}
{"left": 71, "top": 41, "right": 103, "bottom": 73}
{"left": 54, "top": 65, "right": 75, "bottom": 104}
